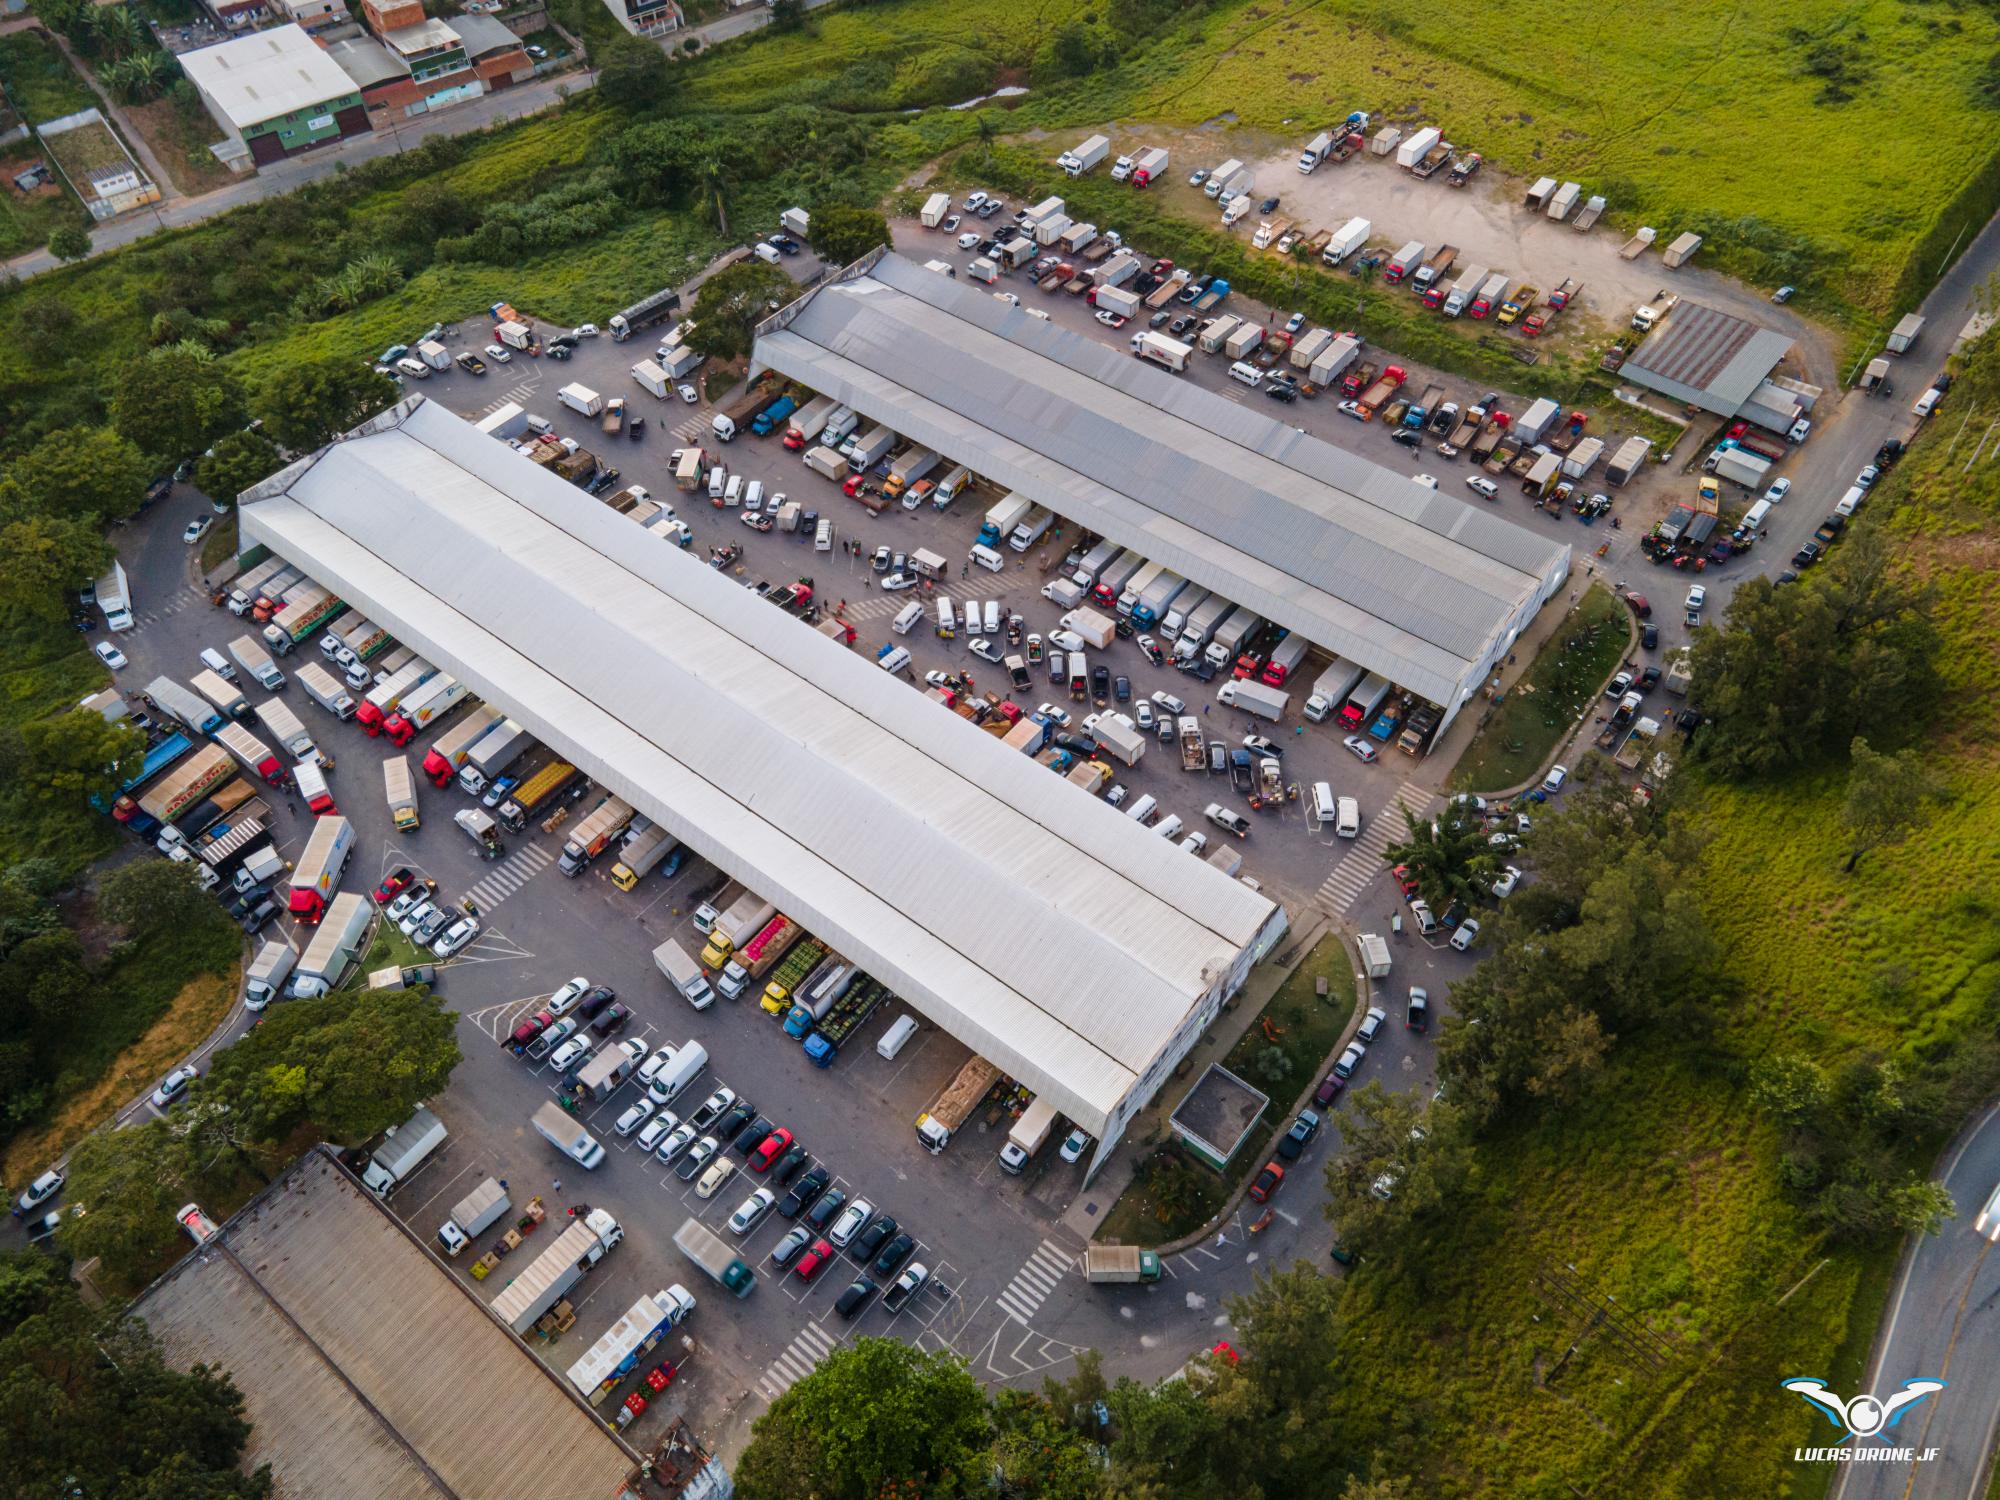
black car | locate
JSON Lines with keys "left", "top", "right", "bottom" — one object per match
{"left": 1276, "top": 1110, "right": 1321, "bottom": 1161}
{"left": 735, "top": 1119, "right": 776, "bottom": 1158}
{"left": 852, "top": 1213, "right": 898, "bottom": 1262}
{"left": 835, "top": 1276, "right": 878, "bottom": 1320}
{"left": 1638, "top": 666, "right": 1662, "bottom": 691}
{"left": 804, "top": 1186, "right": 848, "bottom": 1232}
{"left": 1053, "top": 733, "right": 1098, "bottom": 757}
{"left": 588, "top": 1002, "right": 631, "bottom": 1037}
{"left": 1090, "top": 665, "right": 1110, "bottom": 700}
{"left": 771, "top": 1145, "right": 810, "bottom": 1184}
{"left": 1792, "top": 539, "right": 1823, "bottom": 567}
{"left": 547, "top": 344, "right": 572, "bottom": 361}
{"left": 872, "top": 1231, "right": 916, "bottom": 1278}
{"left": 577, "top": 985, "right": 617, "bottom": 1020}
{"left": 1114, "top": 675, "right": 1131, "bottom": 702}
{"left": 227, "top": 882, "right": 271, "bottom": 919}
{"left": 1264, "top": 382, "right": 1297, "bottom": 404}
{"left": 1113, "top": 618, "right": 1135, "bottom": 639}
{"left": 1640, "top": 622, "right": 1659, "bottom": 650}
{"left": 714, "top": 1101, "right": 757, "bottom": 1143}
{"left": 628, "top": 416, "right": 646, "bottom": 440}
{"left": 779, "top": 1165, "right": 829, "bottom": 1218}
{"left": 1390, "top": 429, "right": 1422, "bottom": 448}
{"left": 1258, "top": 195, "right": 1280, "bottom": 214}
{"left": 1168, "top": 315, "right": 1196, "bottom": 338}
{"left": 239, "top": 899, "right": 278, "bottom": 934}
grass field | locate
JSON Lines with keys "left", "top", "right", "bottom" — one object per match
{"left": 1449, "top": 582, "right": 1630, "bottom": 792}
{"left": 0, "top": 29, "right": 98, "bottom": 123}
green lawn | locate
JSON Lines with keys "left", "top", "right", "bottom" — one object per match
{"left": 1096, "top": 932, "right": 1356, "bottom": 1245}
{"left": 1448, "top": 582, "right": 1631, "bottom": 792}
{"left": 0, "top": 29, "right": 98, "bottom": 123}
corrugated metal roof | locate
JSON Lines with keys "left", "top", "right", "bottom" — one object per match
{"left": 180, "top": 24, "right": 357, "bottom": 126}
{"left": 1620, "top": 300, "right": 1794, "bottom": 416}
{"left": 754, "top": 254, "right": 1569, "bottom": 710}
{"left": 242, "top": 398, "right": 1278, "bottom": 1133}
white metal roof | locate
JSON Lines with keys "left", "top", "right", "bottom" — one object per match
{"left": 180, "top": 24, "right": 358, "bottom": 128}
{"left": 754, "top": 253, "right": 1570, "bottom": 710}
{"left": 1619, "top": 299, "right": 1795, "bottom": 417}
{"left": 241, "top": 398, "right": 1277, "bottom": 1135}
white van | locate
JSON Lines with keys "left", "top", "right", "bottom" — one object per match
{"left": 1336, "top": 796, "right": 1361, "bottom": 839}
{"left": 969, "top": 543, "right": 1006, "bottom": 573}
{"left": 708, "top": 466, "right": 729, "bottom": 501}
{"left": 877, "top": 1014, "right": 919, "bottom": 1060}
{"left": 1311, "top": 781, "right": 1337, "bottom": 824}
{"left": 1228, "top": 361, "right": 1262, "bottom": 387}
{"left": 1152, "top": 813, "right": 1184, "bottom": 840}
{"left": 815, "top": 518, "right": 833, "bottom": 551}
{"left": 892, "top": 601, "right": 925, "bottom": 635}
{"left": 647, "top": 1040, "right": 709, "bottom": 1106}
{"left": 753, "top": 242, "right": 782, "bottom": 265}
{"left": 744, "top": 479, "right": 764, "bottom": 511}
{"left": 936, "top": 598, "right": 956, "bottom": 635}
{"left": 1913, "top": 386, "right": 1944, "bottom": 419}
{"left": 1739, "top": 497, "right": 1773, "bottom": 533}
{"left": 199, "top": 647, "right": 238, "bottom": 683}
{"left": 723, "top": 474, "right": 744, "bottom": 508}
{"left": 1125, "top": 793, "right": 1158, "bottom": 824}
{"left": 1834, "top": 485, "right": 1866, "bottom": 518}
{"left": 877, "top": 645, "right": 911, "bottom": 674}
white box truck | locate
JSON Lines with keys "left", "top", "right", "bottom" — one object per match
{"left": 655, "top": 938, "right": 715, "bottom": 1010}
{"left": 436, "top": 1178, "right": 511, "bottom": 1257}
{"left": 1059, "top": 134, "right": 1111, "bottom": 176}
{"left": 532, "top": 1099, "right": 607, "bottom": 1170}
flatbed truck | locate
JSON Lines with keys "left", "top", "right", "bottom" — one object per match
{"left": 916, "top": 1055, "right": 1002, "bottom": 1153}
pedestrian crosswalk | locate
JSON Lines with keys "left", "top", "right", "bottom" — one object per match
{"left": 758, "top": 1320, "right": 837, "bottom": 1402}
{"left": 994, "top": 1238, "right": 1073, "bottom": 1326}
{"left": 672, "top": 416, "right": 705, "bottom": 442}
{"left": 842, "top": 596, "right": 908, "bottom": 622}
{"left": 464, "top": 840, "right": 554, "bottom": 912}
{"left": 1313, "top": 780, "right": 1431, "bottom": 913}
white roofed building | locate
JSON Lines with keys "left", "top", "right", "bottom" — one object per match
{"left": 178, "top": 25, "right": 370, "bottom": 170}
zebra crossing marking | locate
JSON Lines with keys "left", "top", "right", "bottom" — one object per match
{"left": 993, "top": 1238, "right": 1073, "bottom": 1326}
{"left": 757, "top": 1320, "right": 837, "bottom": 1402}
{"left": 1313, "top": 780, "right": 1431, "bottom": 913}
{"left": 464, "top": 841, "right": 554, "bottom": 912}
{"left": 842, "top": 596, "right": 906, "bottom": 622}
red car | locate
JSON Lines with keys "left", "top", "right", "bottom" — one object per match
{"left": 374, "top": 866, "right": 416, "bottom": 903}
{"left": 1313, "top": 1073, "right": 1344, "bottom": 1107}
{"left": 508, "top": 1010, "right": 554, "bottom": 1048}
{"left": 1248, "top": 1162, "right": 1285, "bottom": 1203}
{"left": 1625, "top": 593, "right": 1652, "bottom": 619}
{"left": 751, "top": 1128, "right": 794, "bottom": 1172}
{"left": 795, "top": 1238, "right": 835, "bottom": 1282}
{"left": 1391, "top": 864, "right": 1419, "bottom": 899}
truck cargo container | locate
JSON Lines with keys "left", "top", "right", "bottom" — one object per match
{"left": 1606, "top": 436, "right": 1653, "bottom": 486}
{"left": 1172, "top": 594, "right": 1236, "bottom": 660}
{"left": 1092, "top": 253, "right": 1140, "bottom": 290}
{"left": 1091, "top": 549, "right": 1145, "bottom": 609}
{"left": 1298, "top": 130, "right": 1335, "bottom": 172}
{"left": 1223, "top": 323, "right": 1263, "bottom": 360}
{"left": 290, "top": 757, "right": 334, "bottom": 815}
{"left": 1059, "top": 222, "right": 1098, "bottom": 256}
{"left": 192, "top": 668, "right": 250, "bottom": 724}
{"left": 436, "top": 1178, "right": 511, "bottom": 1257}
{"left": 1085, "top": 1245, "right": 1163, "bottom": 1283}
{"left": 1514, "top": 398, "right": 1561, "bottom": 446}
{"left": 1059, "top": 134, "right": 1110, "bottom": 176}
{"left": 674, "top": 1217, "right": 755, "bottom": 1297}
{"left": 1441, "top": 262, "right": 1489, "bottom": 317}
{"left": 845, "top": 425, "right": 896, "bottom": 473}
{"left": 718, "top": 914, "right": 797, "bottom": 998}
{"left": 1394, "top": 126, "right": 1441, "bottom": 169}
{"left": 750, "top": 395, "right": 797, "bottom": 436}
{"left": 558, "top": 795, "right": 635, "bottom": 876}
{"left": 1887, "top": 314, "right": 1925, "bottom": 354}
{"left": 1203, "top": 607, "right": 1262, "bottom": 670}
{"left": 1131, "top": 146, "right": 1170, "bottom": 186}
{"left": 1662, "top": 232, "right": 1702, "bottom": 268}
{"left": 803, "top": 445, "right": 846, "bottom": 483}
{"left": 1322, "top": 216, "right": 1370, "bottom": 266}
{"left": 357, "top": 1105, "right": 446, "bottom": 1201}
{"left": 1546, "top": 182, "right": 1581, "bottom": 220}
{"left": 978, "top": 494, "right": 1033, "bottom": 549}
{"left": 215, "top": 722, "right": 283, "bottom": 785}
{"left": 356, "top": 661, "right": 437, "bottom": 736}
{"left": 254, "top": 698, "right": 316, "bottom": 761}
{"left": 98, "top": 731, "right": 190, "bottom": 816}
{"left": 630, "top": 360, "right": 670, "bottom": 400}
{"left": 1093, "top": 286, "right": 1142, "bottom": 322}
{"left": 229, "top": 635, "right": 286, "bottom": 691}
{"left": 1160, "top": 585, "right": 1210, "bottom": 640}
{"left": 1261, "top": 632, "right": 1308, "bottom": 686}
{"left": 1117, "top": 560, "right": 1169, "bottom": 619}
{"left": 883, "top": 446, "right": 940, "bottom": 499}
{"left": 383, "top": 754, "right": 419, "bottom": 832}
{"left": 783, "top": 396, "right": 836, "bottom": 449}
{"left": 227, "top": 558, "right": 287, "bottom": 616}
{"left": 921, "top": 191, "right": 951, "bottom": 228}
{"left": 1197, "top": 314, "right": 1241, "bottom": 354}
{"left": 294, "top": 661, "right": 356, "bottom": 721}
{"left": 147, "top": 675, "right": 225, "bottom": 736}
{"left": 1032, "top": 213, "right": 1072, "bottom": 248}
{"left": 1217, "top": 677, "right": 1289, "bottom": 721}
{"left": 422, "top": 704, "right": 504, "bottom": 786}
{"left": 1203, "top": 159, "right": 1243, "bottom": 197}
{"left": 287, "top": 814, "right": 354, "bottom": 923}
{"left": 1131, "top": 570, "right": 1187, "bottom": 628}
{"left": 1303, "top": 658, "right": 1366, "bottom": 722}
{"left": 567, "top": 1291, "right": 691, "bottom": 1404}
{"left": 291, "top": 890, "right": 368, "bottom": 995}
{"left": 1094, "top": 716, "right": 1147, "bottom": 768}
{"left": 611, "top": 823, "right": 679, "bottom": 891}
{"left": 1339, "top": 672, "right": 1392, "bottom": 729}
{"left": 1290, "top": 328, "right": 1334, "bottom": 369}
{"left": 1384, "top": 240, "right": 1426, "bottom": 283}
{"left": 917, "top": 1055, "right": 1002, "bottom": 1153}
{"left": 492, "top": 1209, "right": 625, "bottom": 1332}
{"left": 1469, "top": 273, "right": 1510, "bottom": 319}
{"left": 1561, "top": 436, "right": 1606, "bottom": 479}
{"left": 134, "top": 743, "right": 235, "bottom": 825}
{"left": 1309, "top": 336, "right": 1361, "bottom": 387}
{"left": 381, "top": 675, "right": 466, "bottom": 747}
{"left": 998, "top": 1096, "right": 1058, "bottom": 1173}
{"left": 558, "top": 383, "right": 604, "bottom": 417}
{"left": 1134, "top": 331, "right": 1192, "bottom": 373}
{"left": 532, "top": 1097, "right": 608, "bottom": 1171}
{"left": 243, "top": 937, "right": 297, "bottom": 1011}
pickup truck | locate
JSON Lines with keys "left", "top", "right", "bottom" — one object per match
{"left": 1446, "top": 152, "right": 1482, "bottom": 187}
{"left": 1037, "top": 262, "right": 1072, "bottom": 292}
{"left": 1410, "top": 141, "right": 1451, "bottom": 178}
{"left": 1523, "top": 278, "right": 1579, "bottom": 335}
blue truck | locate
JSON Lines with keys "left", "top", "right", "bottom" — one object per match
{"left": 91, "top": 731, "right": 191, "bottom": 814}
{"left": 1191, "top": 277, "right": 1231, "bottom": 314}
{"left": 750, "top": 396, "right": 798, "bottom": 437}
{"left": 803, "top": 975, "right": 889, "bottom": 1067}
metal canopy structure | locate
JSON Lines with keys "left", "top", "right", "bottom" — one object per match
{"left": 241, "top": 398, "right": 1283, "bottom": 1149}
{"left": 754, "top": 252, "right": 1570, "bottom": 713}
{"left": 1619, "top": 299, "right": 1796, "bottom": 417}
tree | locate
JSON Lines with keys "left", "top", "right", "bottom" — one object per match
{"left": 987, "top": 1388, "right": 1104, "bottom": 1499}
{"left": 0, "top": 515, "right": 111, "bottom": 621}
{"left": 769, "top": 0, "right": 805, "bottom": 30}
{"left": 49, "top": 225, "right": 92, "bottom": 262}
{"left": 201, "top": 986, "right": 461, "bottom": 1145}
{"left": 685, "top": 260, "right": 795, "bottom": 365}
{"left": 597, "top": 31, "right": 673, "bottom": 113}
{"left": 113, "top": 345, "right": 246, "bottom": 462}
{"left": 98, "top": 857, "right": 225, "bottom": 943}
{"left": 1841, "top": 736, "right": 1938, "bottom": 871}
{"left": 807, "top": 201, "right": 890, "bottom": 267}
{"left": 252, "top": 359, "right": 399, "bottom": 453}
{"left": 1382, "top": 798, "right": 1497, "bottom": 910}
{"left": 0, "top": 425, "right": 155, "bottom": 524}
{"left": 19, "top": 708, "right": 146, "bottom": 803}
{"left": 1321, "top": 1083, "right": 1470, "bottom": 1252}
{"left": 58, "top": 1121, "right": 200, "bottom": 1285}
{"left": 735, "top": 1338, "right": 990, "bottom": 1499}
{"left": 195, "top": 428, "right": 286, "bottom": 509}
{"left": 0, "top": 1249, "right": 270, "bottom": 1493}
{"left": 696, "top": 151, "right": 731, "bottom": 234}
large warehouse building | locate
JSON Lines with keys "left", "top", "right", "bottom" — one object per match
{"left": 753, "top": 249, "right": 1572, "bottom": 730}
{"left": 241, "top": 397, "right": 1286, "bottom": 1178}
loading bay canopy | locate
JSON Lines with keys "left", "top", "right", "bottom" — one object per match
{"left": 240, "top": 396, "right": 1283, "bottom": 1148}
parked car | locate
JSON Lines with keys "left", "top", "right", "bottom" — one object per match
{"left": 1276, "top": 1111, "right": 1321, "bottom": 1161}
{"left": 1248, "top": 1161, "right": 1286, "bottom": 1203}
{"left": 151, "top": 1065, "right": 199, "bottom": 1108}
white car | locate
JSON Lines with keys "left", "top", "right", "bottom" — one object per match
{"left": 1450, "top": 918, "right": 1482, "bottom": 952}
{"left": 572, "top": 323, "right": 600, "bottom": 338}
{"left": 398, "top": 899, "right": 438, "bottom": 937}
{"left": 94, "top": 641, "right": 127, "bottom": 669}
{"left": 1490, "top": 866, "right": 1522, "bottom": 898}
{"left": 151, "top": 1065, "right": 199, "bottom": 1108}
{"left": 957, "top": 232, "right": 982, "bottom": 250}
{"left": 1685, "top": 585, "right": 1707, "bottom": 612}
{"left": 1342, "top": 735, "right": 1378, "bottom": 763}
{"left": 1180, "top": 830, "right": 1209, "bottom": 856}
{"left": 677, "top": 384, "right": 698, "bottom": 404}
{"left": 925, "top": 670, "right": 955, "bottom": 689}
{"left": 1059, "top": 1128, "right": 1092, "bottom": 1164}
{"left": 968, "top": 637, "right": 1004, "bottom": 663}
{"left": 828, "top": 1197, "right": 874, "bottom": 1247}
{"left": 1094, "top": 310, "right": 1128, "bottom": 328}
{"left": 432, "top": 916, "right": 479, "bottom": 957}
{"left": 483, "top": 342, "right": 511, "bottom": 363}
{"left": 1036, "top": 702, "right": 1071, "bottom": 727}
{"left": 615, "top": 1098, "right": 656, "bottom": 1137}
{"left": 1412, "top": 473, "right": 1439, "bottom": 490}
{"left": 962, "top": 191, "right": 988, "bottom": 211}
{"left": 1466, "top": 476, "right": 1499, "bottom": 499}
{"left": 1764, "top": 477, "right": 1791, "bottom": 504}
{"left": 689, "top": 1086, "right": 736, "bottom": 1129}
{"left": 655, "top": 1122, "right": 698, "bottom": 1163}
{"left": 1541, "top": 764, "right": 1568, "bottom": 793}
{"left": 549, "top": 1035, "right": 593, "bottom": 1072}
{"left": 1134, "top": 700, "right": 1155, "bottom": 730}
{"left": 695, "top": 1156, "right": 737, "bottom": 1199}
{"left": 182, "top": 516, "right": 213, "bottom": 544}
{"left": 1150, "top": 689, "right": 1186, "bottom": 715}
{"left": 16, "top": 1168, "right": 63, "bottom": 1215}
{"left": 880, "top": 571, "right": 917, "bottom": 592}
{"left": 544, "top": 976, "right": 591, "bottom": 1016}
{"left": 1050, "top": 629, "right": 1085, "bottom": 653}
{"left": 634, "top": 1111, "right": 679, "bottom": 1153}
{"left": 386, "top": 889, "right": 423, "bottom": 922}
{"left": 941, "top": 213, "right": 961, "bottom": 232}
{"left": 1337, "top": 399, "right": 1366, "bottom": 419}
{"left": 729, "top": 1188, "right": 777, "bottom": 1235}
